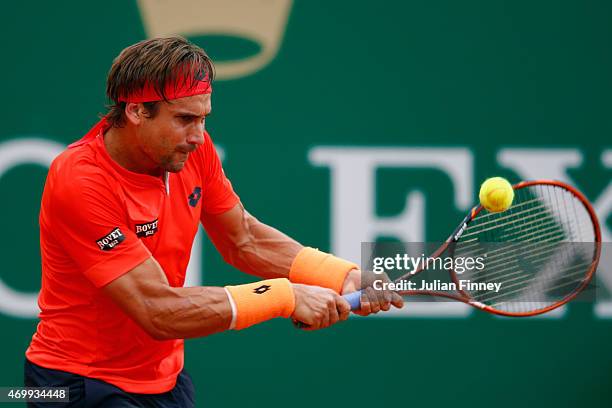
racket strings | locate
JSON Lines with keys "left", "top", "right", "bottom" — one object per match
{"left": 467, "top": 242, "right": 566, "bottom": 282}
{"left": 454, "top": 184, "right": 597, "bottom": 314}
{"left": 460, "top": 202, "right": 554, "bottom": 239}
{"left": 459, "top": 231, "right": 568, "bottom": 272}
{"left": 456, "top": 231, "right": 564, "bottom": 262}
{"left": 476, "top": 262, "right": 590, "bottom": 305}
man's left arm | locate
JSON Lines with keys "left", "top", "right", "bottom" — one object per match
{"left": 201, "top": 202, "right": 300, "bottom": 279}
{"left": 201, "top": 202, "right": 403, "bottom": 314}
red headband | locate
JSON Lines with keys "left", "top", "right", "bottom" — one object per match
{"left": 117, "top": 71, "right": 212, "bottom": 103}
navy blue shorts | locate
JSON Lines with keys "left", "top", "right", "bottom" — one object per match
{"left": 24, "top": 359, "right": 195, "bottom": 407}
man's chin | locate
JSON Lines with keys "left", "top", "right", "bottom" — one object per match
{"left": 163, "top": 162, "right": 186, "bottom": 173}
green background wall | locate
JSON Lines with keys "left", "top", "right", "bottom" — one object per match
{"left": 0, "top": 1, "right": 610, "bottom": 407}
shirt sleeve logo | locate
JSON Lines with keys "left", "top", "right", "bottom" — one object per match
{"left": 135, "top": 219, "right": 159, "bottom": 238}
{"left": 95, "top": 227, "right": 126, "bottom": 251}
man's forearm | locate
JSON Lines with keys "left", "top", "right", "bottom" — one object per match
{"left": 227, "top": 221, "right": 303, "bottom": 278}
{"left": 213, "top": 218, "right": 364, "bottom": 295}
{"left": 201, "top": 204, "right": 359, "bottom": 294}
{"left": 148, "top": 286, "right": 233, "bottom": 340}
{"left": 103, "top": 259, "right": 234, "bottom": 341}
{"left": 203, "top": 205, "right": 303, "bottom": 279}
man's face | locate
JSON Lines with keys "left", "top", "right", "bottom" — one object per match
{"left": 136, "top": 93, "right": 211, "bottom": 173}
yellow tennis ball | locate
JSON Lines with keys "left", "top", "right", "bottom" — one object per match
{"left": 479, "top": 177, "right": 514, "bottom": 212}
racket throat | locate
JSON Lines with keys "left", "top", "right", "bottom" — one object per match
{"left": 468, "top": 300, "right": 486, "bottom": 309}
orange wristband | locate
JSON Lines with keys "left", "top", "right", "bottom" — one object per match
{"left": 289, "top": 247, "right": 358, "bottom": 294}
{"left": 225, "top": 278, "right": 295, "bottom": 330}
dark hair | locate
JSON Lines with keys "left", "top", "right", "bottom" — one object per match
{"left": 105, "top": 36, "right": 214, "bottom": 127}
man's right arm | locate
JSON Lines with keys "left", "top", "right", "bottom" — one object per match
{"left": 102, "top": 257, "right": 350, "bottom": 340}
{"left": 103, "top": 257, "right": 231, "bottom": 340}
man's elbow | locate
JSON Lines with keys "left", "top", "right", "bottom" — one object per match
{"left": 219, "top": 239, "right": 254, "bottom": 267}
{"left": 138, "top": 299, "right": 179, "bottom": 341}
{"left": 146, "top": 324, "right": 174, "bottom": 341}
{"left": 136, "top": 317, "right": 172, "bottom": 341}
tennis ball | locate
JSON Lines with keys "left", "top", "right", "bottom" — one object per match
{"left": 479, "top": 177, "right": 514, "bottom": 212}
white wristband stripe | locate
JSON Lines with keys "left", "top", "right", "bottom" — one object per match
{"left": 224, "top": 287, "right": 237, "bottom": 330}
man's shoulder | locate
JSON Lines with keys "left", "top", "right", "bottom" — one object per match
{"left": 53, "top": 140, "right": 92, "bottom": 167}
{"left": 48, "top": 142, "right": 113, "bottom": 197}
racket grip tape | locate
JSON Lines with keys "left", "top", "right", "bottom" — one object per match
{"left": 343, "top": 290, "right": 362, "bottom": 310}
{"left": 293, "top": 291, "right": 362, "bottom": 329}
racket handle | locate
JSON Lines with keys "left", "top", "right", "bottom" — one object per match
{"left": 293, "top": 291, "right": 362, "bottom": 329}
{"left": 343, "top": 290, "right": 362, "bottom": 310}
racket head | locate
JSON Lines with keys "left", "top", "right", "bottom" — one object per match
{"left": 443, "top": 180, "right": 601, "bottom": 316}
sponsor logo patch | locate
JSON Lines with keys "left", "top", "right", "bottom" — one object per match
{"left": 135, "top": 219, "right": 159, "bottom": 238}
{"left": 96, "top": 227, "right": 125, "bottom": 251}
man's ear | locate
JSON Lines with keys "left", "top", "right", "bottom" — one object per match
{"left": 124, "top": 103, "right": 143, "bottom": 125}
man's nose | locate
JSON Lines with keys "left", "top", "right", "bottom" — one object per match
{"left": 187, "top": 123, "right": 205, "bottom": 145}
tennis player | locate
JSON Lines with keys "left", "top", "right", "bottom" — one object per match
{"left": 23, "top": 37, "right": 402, "bottom": 407}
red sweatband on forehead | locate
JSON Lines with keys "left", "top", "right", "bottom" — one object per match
{"left": 117, "top": 71, "right": 212, "bottom": 103}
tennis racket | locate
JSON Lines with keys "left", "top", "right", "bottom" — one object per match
{"left": 343, "top": 180, "right": 601, "bottom": 317}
